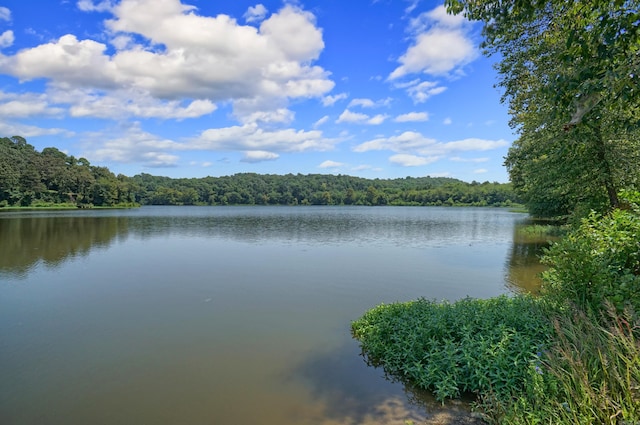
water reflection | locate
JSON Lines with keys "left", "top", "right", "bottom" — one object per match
{"left": 0, "top": 215, "right": 129, "bottom": 278}
{"left": 504, "top": 222, "right": 558, "bottom": 294}
{"left": 290, "top": 338, "right": 481, "bottom": 424}
{"left": 1, "top": 207, "right": 541, "bottom": 290}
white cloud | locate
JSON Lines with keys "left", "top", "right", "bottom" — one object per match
{"left": 389, "top": 5, "right": 478, "bottom": 80}
{"left": 241, "top": 150, "right": 279, "bottom": 163}
{"left": 318, "top": 160, "right": 344, "bottom": 168}
{"left": 354, "top": 131, "right": 509, "bottom": 158}
{"left": 84, "top": 124, "right": 182, "bottom": 167}
{"left": 0, "top": 7, "right": 11, "bottom": 21}
{"left": 0, "top": 30, "right": 14, "bottom": 48}
{"left": 348, "top": 98, "right": 375, "bottom": 108}
{"left": 348, "top": 97, "right": 392, "bottom": 108}
{"left": 192, "top": 123, "right": 336, "bottom": 153}
{"left": 443, "top": 117, "right": 452, "bottom": 125}
{"left": 367, "top": 114, "right": 388, "bottom": 125}
{"left": 474, "top": 168, "right": 488, "bottom": 174}
{"left": 336, "top": 109, "right": 388, "bottom": 125}
{"left": 0, "top": 1, "right": 334, "bottom": 123}
{"left": 395, "top": 111, "right": 429, "bottom": 122}
{"left": 77, "top": 0, "right": 116, "bottom": 12}
{"left": 322, "top": 92, "right": 348, "bottom": 106}
{"left": 46, "top": 87, "right": 216, "bottom": 120}
{"left": 313, "top": 115, "right": 329, "bottom": 128}
{"left": 244, "top": 4, "right": 268, "bottom": 23}
{"left": 353, "top": 131, "right": 436, "bottom": 152}
{"left": 336, "top": 109, "right": 368, "bottom": 124}
{"left": 0, "top": 121, "right": 72, "bottom": 138}
{"left": 389, "top": 154, "right": 439, "bottom": 167}
{"left": 406, "top": 81, "right": 447, "bottom": 103}
{"left": 0, "top": 91, "right": 63, "bottom": 117}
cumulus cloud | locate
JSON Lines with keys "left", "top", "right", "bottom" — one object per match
{"left": 0, "top": 121, "right": 72, "bottom": 138}
{"left": 389, "top": 4, "right": 477, "bottom": 80}
{"left": 443, "top": 117, "right": 452, "bottom": 125}
{"left": 0, "top": 7, "right": 11, "bottom": 21}
{"left": 389, "top": 154, "right": 439, "bottom": 167}
{"left": 313, "top": 115, "right": 329, "bottom": 128}
{"left": 348, "top": 97, "right": 392, "bottom": 108}
{"left": 353, "top": 131, "right": 509, "bottom": 167}
{"left": 0, "top": 30, "right": 14, "bottom": 48}
{"left": 395, "top": 111, "right": 429, "bottom": 122}
{"left": 336, "top": 109, "right": 368, "bottom": 124}
{"left": 191, "top": 123, "right": 336, "bottom": 153}
{"left": 244, "top": 4, "right": 268, "bottom": 23}
{"left": 336, "top": 109, "right": 388, "bottom": 125}
{"left": 406, "top": 81, "right": 447, "bottom": 103}
{"left": 85, "top": 125, "right": 182, "bottom": 166}
{"left": 77, "top": 0, "right": 116, "bottom": 12}
{"left": 367, "top": 114, "right": 388, "bottom": 125}
{"left": 348, "top": 98, "right": 375, "bottom": 108}
{"left": 322, "top": 92, "right": 348, "bottom": 106}
{"left": 0, "top": 1, "right": 334, "bottom": 122}
{"left": 241, "top": 150, "right": 279, "bottom": 163}
{"left": 474, "top": 168, "right": 488, "bottom": 174}
{"left": 318, "top": 160, "right": 344, "bottom": 168}
{"left": 0, "top": 91, "right": 65, "bottom": 118}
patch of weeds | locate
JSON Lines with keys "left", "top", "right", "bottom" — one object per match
{"left": 496, "top": 304, "right": 640, "bottom": 424}
{"left": 351, "top": 295, "right": 554, "bottom": 404}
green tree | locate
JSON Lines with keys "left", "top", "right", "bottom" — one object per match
{"left": 447, "top": 0, "right": 640, "bottom": 218}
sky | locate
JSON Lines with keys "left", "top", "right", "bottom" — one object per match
{"left": 0, "top": 0, "right": 516, "bottom": 182}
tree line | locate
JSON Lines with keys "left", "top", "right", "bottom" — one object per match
{"left": 0, "top": 136, "right": 518, "bottom": 208}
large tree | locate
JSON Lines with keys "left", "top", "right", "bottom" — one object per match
{"left": 446, "top": 0, "right": 640, "bottom": 217}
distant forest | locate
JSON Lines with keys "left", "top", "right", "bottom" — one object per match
{"left": 0, "top": 136, "right": 518, "bottom": 208}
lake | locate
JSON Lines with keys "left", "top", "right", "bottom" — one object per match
{"left": 0, "top": 206, "right": 544, "bottom": 424}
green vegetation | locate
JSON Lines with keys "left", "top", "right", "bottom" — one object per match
{"left": 351, "top": 296, "right": 554, "bottom": 403}
{"left": 542, "top": 205, "right": 640, "bottom": 314}
{"left": 0, "top": 136, "right": 137, "bottom": 208}
{"left": 446, "top": 0, "right": 640, "bottom": 220}
{"left": 130, "top": 172, "right": 516, "bottom": 207}
{"left": 353, "top": 195, "right": 640, "bottom": 423}
{"left": 1, "top": 135, "right": 519, "bottom": 208}
{"left": 353, "top": 0, "right": 639, "bottom": 423}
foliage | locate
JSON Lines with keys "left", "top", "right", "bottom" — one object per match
{"left": 496, "top": 305, "right": 640, "bottom": 425}
{"left": 541, "top": 194, "right": 640, "bottom": 313}
{"left": 129, "top": 172, "right": 517, "bottom": 207}
{"left": 0, "top": 136, "right": 137, "bottom": 208}
{"left": 445, "top": 0, "right": 640, "bottom": 219}
{"left": 351, "top": 296, "right": 554, "bottom": 403}
{"left": 0, "top": 136, "right": 519, "bottom": 209}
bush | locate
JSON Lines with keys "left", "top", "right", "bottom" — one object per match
{"left": 541, "top": 202, "right": 640, "bottom": 313}
{"left": 351, "top": 295, "right": 554, "bottom": 403}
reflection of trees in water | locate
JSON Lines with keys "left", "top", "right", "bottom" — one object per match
{"left": 0, "top": 215, "right": 129, "bottom": 277}
{"left": 505, "top": 225, "right": 557, "bottom": 294}
{"left": 288, "top": 338, "right": 480, "bottom": 424}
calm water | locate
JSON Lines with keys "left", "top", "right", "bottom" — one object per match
{"left": 0, "top": 206, "right": 544, "bottom": 425}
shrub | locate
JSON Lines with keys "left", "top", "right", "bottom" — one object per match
{"left": 541, "top": 201, "right": 640, "bottom": 313}
{"left": 351, "top": 295, "right": 554, "bottom": 403}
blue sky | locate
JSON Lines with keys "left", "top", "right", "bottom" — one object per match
{"left": 0, "top": 0, "right": 515, "bottom": 182}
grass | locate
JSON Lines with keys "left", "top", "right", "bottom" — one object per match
{"left": 495, "top": 304, "right": 640, "bottom": 424}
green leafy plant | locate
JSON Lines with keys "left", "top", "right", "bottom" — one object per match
{"left": 351, "top": 295, "right": 554, "bottom": 403}
{"left": 541, "top": 196, "right": 640, "bottom": 313}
